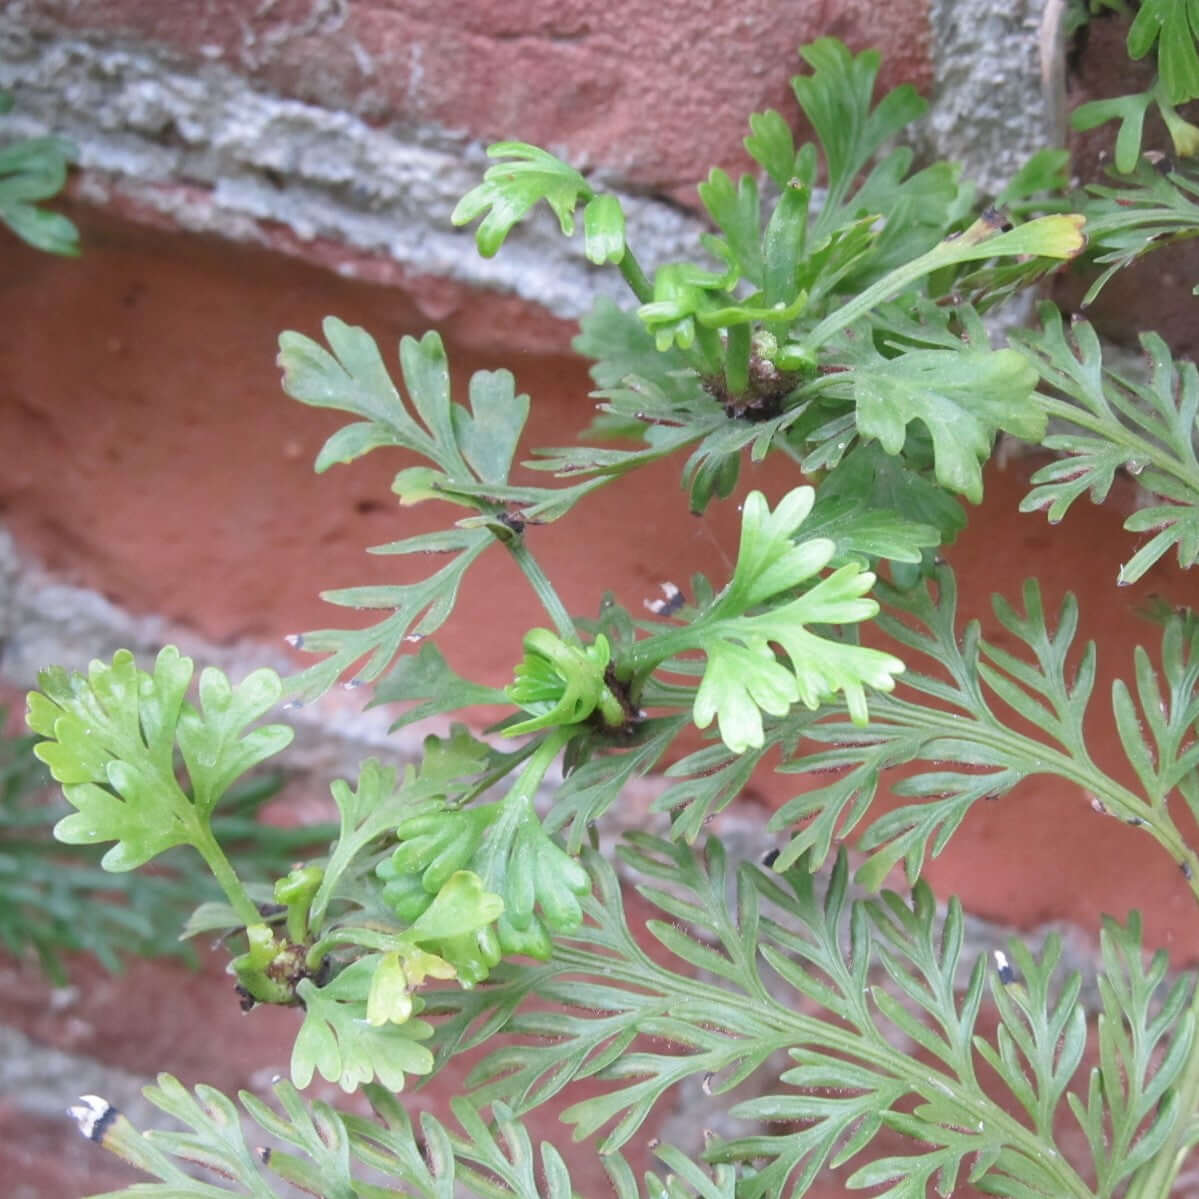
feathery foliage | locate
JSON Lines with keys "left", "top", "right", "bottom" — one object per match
{"left": 20, "top": 21, "right": 1199, "bottom": 1199}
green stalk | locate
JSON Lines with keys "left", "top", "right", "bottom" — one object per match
{"left": 189, "top": 824, "right": 262, "bottom": 930}
{"left": 476, "top": 727, "right": 572, "bottom": 899}
{"left": 505, "top": 538, "right": 577, "bottom": 644}
{"left": 452, "top": 739, "right": 540, "bottom": 807}
{"left": 508, "top": 726, "right": 570, "bottom": 809}
{"left": 618, "top": 618, "right": 728, "bottom": 677}
{"left": 614, "top": 241, "right": 723, "bottom": 379}
{"left": 617, "top": 246, "right": 654, "bottom": 303}
{"left": 307, "top": 926, "right": 405, "bottom": 968}
{"left": 285, "top": 904, "right": 308, "bottom": 945}
{"left": 692, "top": 322, "right": 724, "bottom": 374}
{"left": 803, "top": 213, "right": 1085, "bottom": 353}
{"left": 724, "top": 323, "right": 751, "bottom": 397}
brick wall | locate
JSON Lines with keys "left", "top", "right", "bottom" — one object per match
{"left": 1, "top": 3, "right": 1193, "bottom": 1197}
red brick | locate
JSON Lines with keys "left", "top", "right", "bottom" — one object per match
{"left": 18, "top": 1, "right": 932, "bottom": 193}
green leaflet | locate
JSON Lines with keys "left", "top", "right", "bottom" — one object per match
{"left": 28, "top": 648, "right": 292, "bottom": 875}
{"left": 789, "top": 39, "right": 963, "bottom": 282}
{"left": 1127, "top": 0, "right": 1199, "bottom": 105}
{"left": 1015, "top": 305, "right": 1199, "bottom": 583}
{"left": 0, "top": 721, "right": 314, "bottom": 981}
{"left": 637, "top": 487, "right": 904, "bottom": 752}
{"left": 374, "top": 726, "right": 591, "bottom": 966}
{"left": 277, "top": 324, "right": 535, "bottom": 702}
{"left": 451, "top": 141, "right": 608, "bottom": 259}
{"left": 1070, "top": 916, "right": 1196, "bottom": 1195}
{"left": 371, "top": 642, "right": 508, "bottom": 731}
{"left": 1079, "top": 158, "right": 1199, "bottom": 300}
{"left": 307, "top": 733, "right": 500, "bottom": 931}
{"left": 848, "top": 346, "right": 1043, "bottom": 504}
{"left": 308, "top": 758, "right": 418, "bottom": 931}
{"left": 289, "top": 527, "right": 494, "bottom": 704}
{"left": 293, "top": 955, "right": 436, "bottom": 1092}
{"left": 1111, "top": 615, "right": 1199, "bottom": 818}
{"left": 0, "top": 100, "right": 80, "bottom": 256}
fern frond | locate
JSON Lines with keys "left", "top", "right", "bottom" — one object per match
{"left": 1015, "top": 305, "right": 1199, "bottom": 585}
{"left": 768, "top": 569, "right": 1199, "bottom": 890}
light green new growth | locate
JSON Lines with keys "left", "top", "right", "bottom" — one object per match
{"left": 28, "top": 648, "right": 292, "bottom": 928}
{"left": 0, "top": 91, "right": 80, "bottom": 255}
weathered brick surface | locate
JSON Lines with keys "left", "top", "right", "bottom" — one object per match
{"left": 0, "top": 205, "right": 773, "bottom": 674}
{"left": 1, "top": 202, "right": 1196, "bottom": 956}
{"left": 0, "top": 1, "right": 1061, "bottom": 339}
{"left": 1, "top": 4, "right": 1196, "bottom": 1196}
{"left": 10, "top": 0, "right": 931, "bottom": 192}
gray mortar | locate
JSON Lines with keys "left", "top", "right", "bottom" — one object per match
{"left": 0, "top": 1023, "right": 155, "bottom": 1128}
{"left": 0, "top": 5, "right": 1063, "bottom": 326}
{"left": 0, "top": 21, "right": 704, "bottom": 322}
{"left": 919, "top": 0, "right": 1055, "bottom": 200}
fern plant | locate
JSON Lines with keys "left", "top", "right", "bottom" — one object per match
{"left": 23, "top": 28, "right": 1199, "bottom": 1199}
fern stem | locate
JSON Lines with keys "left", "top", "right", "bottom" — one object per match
{"left": 1033, "top": 392, "right": 1199, "bottom": 498}
{"left": 508, "top": 726, "right": 571, "bottom": 807}
{"left": 693, "top": 322, "right": 724, "bottom": 375}
{"left": 505, "top": 539, "right": 577, "bottom": 644}
{"left": 617, "top": 246, "right": 653, "bottom": 303}
{"left": 803, "top": 214, "right": 1082, "bottom": 353}
{"left": 476, "top": 728, "right": 573, "bottom": 902}
{"left": 724, "top": 323, "right": 751, "bottom": 396}
{"left": 307, "top": 926, "right": 404, "bottom": 965}
{"left": 189, "top": 824, "right": 262, "bottom": 930}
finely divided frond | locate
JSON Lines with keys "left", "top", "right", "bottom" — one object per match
{"left": 1015, "top": 305, "right": 1199, "bottom": 584}
{"left": 277, "top": 323, "right": 540, "bottom": 701}
{"left": 770, "top": 569, "right": 1198, "bottom": 889}
{"left": 1069, "top": 915, "right": 1196, "bottom": 1196}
